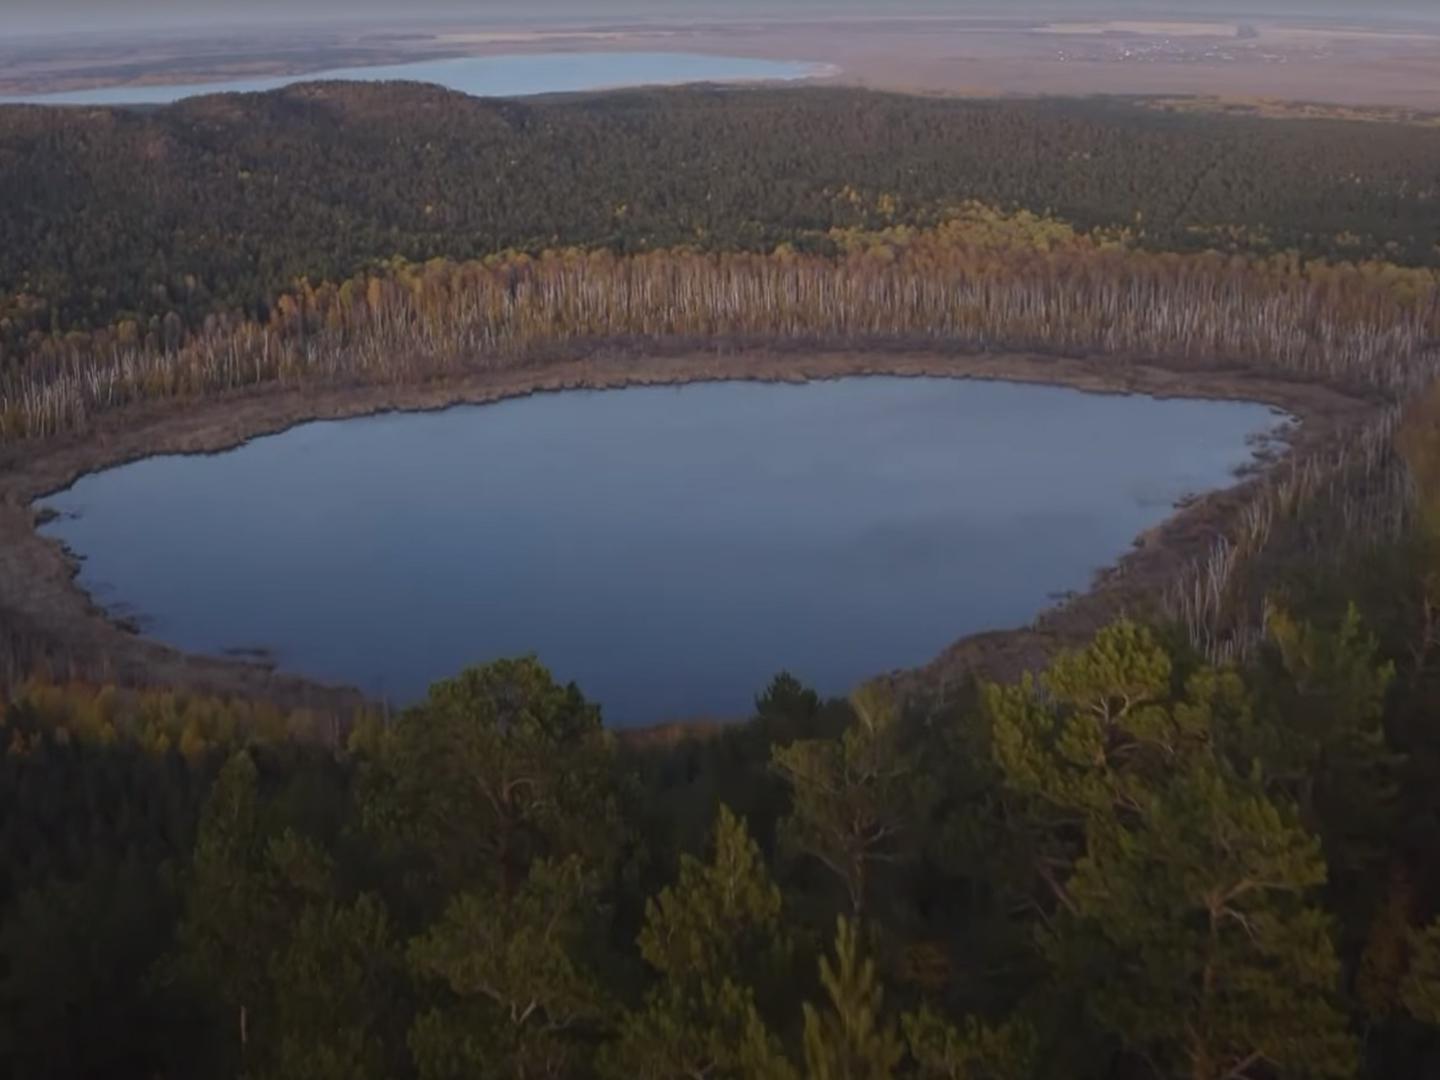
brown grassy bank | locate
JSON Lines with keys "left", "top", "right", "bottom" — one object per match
{"left": 0, "top": 348, "right": 1381, "bottom": 725}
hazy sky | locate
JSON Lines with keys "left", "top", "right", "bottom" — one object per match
{"left": 9, "top": 0, "right": 1439, "bottom": 36}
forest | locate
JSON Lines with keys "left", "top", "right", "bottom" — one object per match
{"left": 9, "top": 491, "right": 1440, "bottom": 1079}
{"left": 5, "top": 82, "right": 1440, "bottom": 1079}
{"left": 2, "top": 82, "right": 1440, "bottom": 359}
{"left": 8, "top": 211, "right": 1438, "bottom": 441}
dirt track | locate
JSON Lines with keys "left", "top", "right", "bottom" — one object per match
{"left": 0, "top": 349, "right": 1380, "bottom": 719}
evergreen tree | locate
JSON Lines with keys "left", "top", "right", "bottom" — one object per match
{"left": 1247, "top": 605, "right": 1398, "bottom": 877}
{"left": 170, "top": 750, "right": 276, "bottom": 1071}
{"left": 1059, "top": 767, "right": 1355, "bottom": 1080}
{"left": 261, "top": 891, "right": 401, "bottom": 1080}
{"left": 902, "top": 1008, "right": 1035, "bottom": 1080}
{"left": 988, "top": 622, "right": 1356, "bottom": 1079}
{"left": 1401, "top": 919, "right": 1440, "bottom": 1027}
{"left": 802, "top": 917, "right": 905, "bottom": 1080}
{"left": 171, "top": 751, "right": 403, "bottom": 1079}
{"left": 605, "top": 805, "right": 792, "bottom": 1079}
{"left": 408, "top": 855, "right": 610, "bottom": 1080}
{"left": 355, "top": 657, "right": 622, "bottom": 902}
{"left": 773, "top": 685, "right": 922, "bottom": 917}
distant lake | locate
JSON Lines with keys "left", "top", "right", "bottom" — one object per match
{"left": 0, "top": 53, "right": 826, "bottom": 106}
{"left": 38, "top": 378, "right": 1278, "bottom": 725}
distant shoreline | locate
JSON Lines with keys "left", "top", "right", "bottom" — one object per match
{"left": 6, "top": 12, "right": 1440, "bottom": 111}
{"left": 0, "top": 348, "right": 1378, "bottom": 727}
{"left": 0, "top": 52, "right": 834, "bottom": 107}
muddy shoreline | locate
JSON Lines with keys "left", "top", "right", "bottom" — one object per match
{"left": 0, "top": 349, "right": 1379, "bottom": 724}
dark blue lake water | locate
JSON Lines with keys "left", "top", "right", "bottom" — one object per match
{"left": 0, "top": 52, "right": 824, "bottom": 106}
{"left": 37, "top": 377, "right": 1279, "bottom": 725}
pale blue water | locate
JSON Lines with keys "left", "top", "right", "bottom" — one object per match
{"left": 0, "top": 52, "right": 824, "bottom": 106}
{"left": 37, "top": 378, "right": 1278, "bottom": 725}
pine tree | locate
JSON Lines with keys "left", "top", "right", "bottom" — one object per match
{"left": 773, "top": 685, "right": 921, "bottom": 916}
{"left": 262, "top": 892, "right": 400, "bottom": 1080}
{"left": 604, "top": 806, "right": 792, "bottom": 1079}
{"left": 902, "top": 1008, "right": 1035, "bottom": 1080}
{"left": 171, "top": 752, "right": 402, "bottom": 1080}
{"left": 1250, "top": 605, "right": 1399, "bottom": 876}
{"left": 407, "top": 856, "right": 608, "bottom": 1080}
{"left": 1400, "top": 919, "right": 1440, "bottom": 1026}
{"left": 1061, "top": 767, "right": 1355, "bottom": 1080}
{"left": 171, "top": 750, "right": 275, "bottom": 1070}
{"left": 988, "top": 622, "right": 1357, "bottom": 1080}
{"left": 355, "top": 657, "right": 621, "bottom": 902}
{"left": 802, "top": 917, "right": 904, "bottom": 1080}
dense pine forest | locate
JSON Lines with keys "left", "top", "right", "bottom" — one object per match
{"left": 6, "top": 81, "right": 1440, "bottom": 1079}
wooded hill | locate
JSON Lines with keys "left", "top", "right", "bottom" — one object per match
{"left": 3, "top": 81, "right": 1439, "bottom": 359}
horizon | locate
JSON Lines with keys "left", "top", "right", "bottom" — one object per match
{"left": 10, "top": 0, "right": 1440, "bottom": 37}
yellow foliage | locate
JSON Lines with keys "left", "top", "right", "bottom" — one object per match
{"left": 0, "top": 680, "right": 352, "bottom": 757}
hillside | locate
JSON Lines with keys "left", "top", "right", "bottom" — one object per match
{"left": 3, "top": 81, "right": 1439, "bottom": 359}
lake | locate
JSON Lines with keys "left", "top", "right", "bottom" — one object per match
{"left": 37, "top": 377, "right": 1279, "bottom": 725}
{"left": 0, "top": 53, "right": 826, "bottom": 106}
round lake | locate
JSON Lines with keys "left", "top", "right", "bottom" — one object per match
{"left": 0, "top": 52, "right": 826, "bottom": 106}
{"left": 37, "top": 377, "right": 1280, "bottom": 725}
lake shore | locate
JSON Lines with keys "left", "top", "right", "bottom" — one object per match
{"left": 0, "top": 348, "right": 1380, "bottom": 728}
